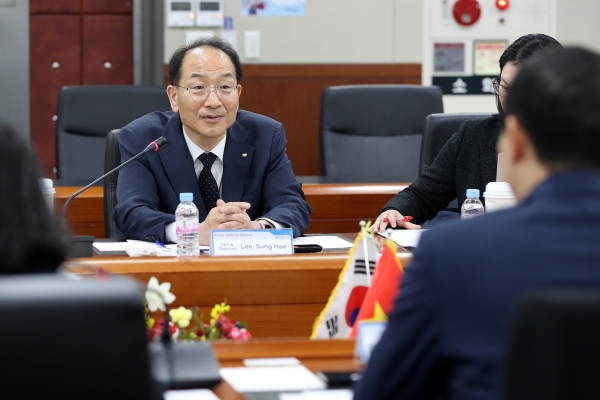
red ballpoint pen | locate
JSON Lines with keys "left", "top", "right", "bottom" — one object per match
{"left": 382, "top": 216, "right": 413, "bottom": 223}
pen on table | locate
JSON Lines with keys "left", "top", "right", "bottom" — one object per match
{"left": 383, "top": 216, "right": 413, "bottom": 223}
{"left": 155, "top": 240, "right": 167, "bottom": 248}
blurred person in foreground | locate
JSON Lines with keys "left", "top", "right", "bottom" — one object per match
{"left": 354, "top": 47, "right": 600, "bottom": 400}
{"left": 0, "top": 125, "right": 66, "bottom": 274}
{"left": 371, "top": 33, "right": 562, "bottom": 232}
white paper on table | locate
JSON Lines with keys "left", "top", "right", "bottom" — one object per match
{"left": 280, "top": 390, "right": 353, "bottom": 400}
{"left": 93, "top": 240, "right": 209, "bottom": 256}
{"left": 219, "top": 365, "right": 326, "bottom": 392}
{"left": 293, "top": 235, "right": 353, "bottom": 250}
{"left": 243, "top": 357, "right": 300, "bottom": 367}
{"left": 164, "top": 389, "right": 220, "bottom": 400}
{"left": 383, "top": 229, "right": 427, "bottom": 248}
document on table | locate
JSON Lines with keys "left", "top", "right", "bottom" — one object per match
{"left": 280, "top": 390, "right": 353, "bottom": 400}
{"left": 219, "top": 365, "right": 326, "bottom": 392}
{"left": 382, "top": 229, "right": 427, "bottom": 248}
{"left": 93, "top": 240, "right": 209, "bottom": 256}
{"left": 293, "top": 235, "right": 353, "bottom": 250}
{"left": 94, "top": 235, "right": 352, "bottom": 256}
{"left": 164, "top": 389, "right": 219, "bottom": 400}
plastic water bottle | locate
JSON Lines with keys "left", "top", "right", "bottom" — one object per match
{"left": 461, "top": 189, "right": 484, "bottom": 220}
{"left": 176, "top": 193, "right": 199, "bottom": 256}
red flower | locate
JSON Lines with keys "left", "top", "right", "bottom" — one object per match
{"left": 217, "top": 315, "right": 235, "bottom": 335}
{"left": 226, "top": 327, "right": 252, "bottom": 340}
{"left": 148, "top": 319, "right": 178, "bottom": 341}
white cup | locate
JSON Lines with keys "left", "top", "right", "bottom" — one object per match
{"left": 483, "top": 182, "right": 517, "bottom": 212}
{"left": 38, "top": 178, "right": 56, "bottom": 212}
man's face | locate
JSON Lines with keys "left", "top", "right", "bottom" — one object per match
{"left": 167, "top": 46, "right": 242, "bottom": 147}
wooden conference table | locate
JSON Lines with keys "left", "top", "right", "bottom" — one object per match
{"left": 69, "top": 233, "right": 412, "bottom": 338}
{"left": 211, "top": 338, "right": 360, "bottom": 400}
{"left": 55, "top": 182, "right": 409, "bottom": 238}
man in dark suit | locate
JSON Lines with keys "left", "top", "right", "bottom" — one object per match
{"left": 115, "top": 37, "right": 310, "bottom": 244}
{"left": 354, "top": 47, "right": 600, "bottom": 400}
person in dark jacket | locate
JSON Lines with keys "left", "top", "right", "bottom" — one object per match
{"left": 371, "top": 34, "right": 562, "bottom": 232}
{"left": 0, "top": 125, "right": 66, "bottom": 274}
{"left": 355, "top": 46, "right": 600, "bottom": 400}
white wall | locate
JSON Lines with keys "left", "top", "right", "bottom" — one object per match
{"left": 557, "top": 0, "right": 600, "bottom": 52}
{"left": 0, "top": 0, "right": 29, "bottom": 141}
{"left": 164, "top": 0, "right": 423, "bottom": 64}
{"left": 165, "top": 0, "right": 600, "bottom": 65}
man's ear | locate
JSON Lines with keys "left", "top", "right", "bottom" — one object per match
{"left": 166, "top": 85, "right": 179, "bottom": 113}
{"left": 501, "top": 115, "right": 528, "bottom": 164}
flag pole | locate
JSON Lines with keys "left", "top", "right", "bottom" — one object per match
{"left": 359, "top": 220, "right": 371, "bottom": 285}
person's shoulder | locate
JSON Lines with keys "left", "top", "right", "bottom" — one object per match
{"left": 236, "top": 110, "right": 282, "bottom": 134}
{"left": 125, "top": 111, "right": 175, "bottom": 133}
{"left": 417, "top": 207, "right": 520, "bottom": 264}
{"left": 460, "top": 116, "right": 501, "bottom": 136}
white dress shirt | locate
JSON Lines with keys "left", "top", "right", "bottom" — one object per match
{"left": 166, "top": 126, "right": 284, "bottom": 243}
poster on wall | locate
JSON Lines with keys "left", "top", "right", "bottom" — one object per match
{"left": 473, "top": 41, "right": 507, "bottom": 76}
{"left": 241, "top": 0, "right": 305, "bottom": 16}
{"left": 433, "top": 42, "right": 465, "bottom": 73}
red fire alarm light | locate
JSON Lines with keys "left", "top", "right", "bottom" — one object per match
{"left": 496, "top": 0, "right": 510, "bottom": 10}
{"left": 453, "top": 0, "right": 481, "bottom": 26}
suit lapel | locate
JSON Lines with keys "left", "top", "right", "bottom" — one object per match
{"left": 222, "top": 120, "right": 255, "bottom": 202}
{"left": 158, "top": 114, "right": 206, "bottom": 215}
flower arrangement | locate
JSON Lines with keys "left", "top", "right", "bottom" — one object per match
{"left": 145, "top": 276, "right": 251, "bottom": 341}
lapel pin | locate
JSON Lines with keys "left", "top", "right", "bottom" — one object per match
{"left": 242, "top": 153, "right": 247, "bottom": 157}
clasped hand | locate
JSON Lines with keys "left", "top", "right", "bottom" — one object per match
{"left": 198, "top": 199, "right": 262, "bottom": 244}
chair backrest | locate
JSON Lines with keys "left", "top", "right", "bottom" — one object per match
{"left": 105, "top": 129, "right": 124, "bottom": 239}
{"left": 56, "top": 85, "right": 171, "bottom": 180}
{"left": 0, "top": 274, "right": 152, "bottom": 399}
{"left": 419, "top": 112, "right": 492, "bottom": 176}
{"left": 320, "top": 85, "right": 443, "bottom": 181}
{"left": 504, "top": 290, "right": 600, "bottom": 400}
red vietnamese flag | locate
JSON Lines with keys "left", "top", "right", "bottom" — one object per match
{"left": 350, "top": 240, "right": 404, "bottom": 337}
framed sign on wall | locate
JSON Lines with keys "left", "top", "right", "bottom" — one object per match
{"left": 473, "top": 40, "right": 507, "bottom": 76}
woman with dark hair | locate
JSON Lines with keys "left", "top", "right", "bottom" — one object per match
{"left": 0, "top": 125, "right": 66, "bottom": 274}
{"left": 371, "top": 33, "right": 562, "bottom": 232}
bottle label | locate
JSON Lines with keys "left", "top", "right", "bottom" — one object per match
{"left": 176, "top": 219, "right": 199, "bottom": 233}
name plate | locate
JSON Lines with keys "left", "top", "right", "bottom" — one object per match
{"left": 210, "top": 229, "right": 294, "bottom": 256}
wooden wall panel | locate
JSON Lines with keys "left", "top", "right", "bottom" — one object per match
{"left": 82, "top": 15, "right": 133, "bottom": 84}
{"left": 30, "top": 0, "right": 80, "bottom": 14}
{"left": 83, "top": 0, "right": 133, "bottom": 13}
{"left": 164, "top": 64, "right": 421, "bottom": 176}
{"left": 30, "top": 15, "right": 81, "bottom": 177}
{"left": 30, "top": 7, "right": 133, "bottom": 177}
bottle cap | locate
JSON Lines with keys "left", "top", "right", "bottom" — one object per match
{"left": 179, "top": 192, "right": 193, "bottom": 201}
{"left": 466, "top": 189, "right": 480, "bottom": 198}
{"left": 483, "top": 182, "right": 515, "bottom": 198}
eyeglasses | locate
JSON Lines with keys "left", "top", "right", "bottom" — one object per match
{"left": 174, "top": 84, "right": 239, "bottom": 99}
{"left": 492, "top": 79, "right": 509, "bottom": 97}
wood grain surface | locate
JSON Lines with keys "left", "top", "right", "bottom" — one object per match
{"left": 55, "top": 183, "right": 407, "bottom": 238}
{"left": 211, "top": 338, "right": 360, "bottom": 400}
{"left": 70, "top": 253, "right": 350, "bottom": 338}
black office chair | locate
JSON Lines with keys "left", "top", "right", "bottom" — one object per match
{"left": 419, "top": 113, "right": 492, "bottom": 176}
{"left": 105, "top": 129, "right": 123, "bottom": 239}
{"left": 56, "top": 85, "right": 171, "bottom": 181}
{"left": 0, "top": 274, "right": 153, "bottom": 399}
{"left": 419, "top": 113, "right": 492, "bottom": 210}
{"left": 504, "top": 290, "right": 600, "bottom": 400}
{"left": 320, "top": 85, "right": 443, "bottom": 181}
